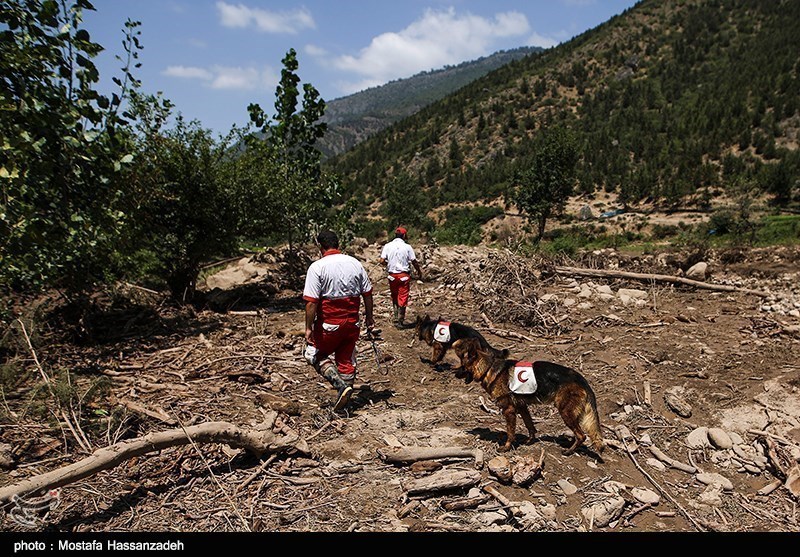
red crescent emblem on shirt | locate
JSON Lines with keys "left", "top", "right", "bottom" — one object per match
{"left": 517, "top": 370, "right": 528, "bottom": 383}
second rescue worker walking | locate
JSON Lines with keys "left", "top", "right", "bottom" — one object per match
{"left": 380, "top": 226, "right": 423, "bottom": 328}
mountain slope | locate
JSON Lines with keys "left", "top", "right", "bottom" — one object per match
{"left": 328, "top": 0, "right": 800, "bottom": 225}
{"left": 318, "top": 47, "right": 542, "bottom": 158}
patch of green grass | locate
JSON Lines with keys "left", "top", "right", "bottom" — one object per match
{"left": 754, "top": 214, "right": 800, "bottom": 246}
{"left": 434, "top": 206, "right": 503, "bottom": 246}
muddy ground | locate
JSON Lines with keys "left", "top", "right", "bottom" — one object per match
{"left": 1, "top": 241, "right": 799, "bottom": 534}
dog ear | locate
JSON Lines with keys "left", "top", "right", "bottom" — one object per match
{"left": 501, "top": 348, "right": 510, "bottom": 359}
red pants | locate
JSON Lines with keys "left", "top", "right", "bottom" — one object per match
{"left": 388, "top": 272, "right": 411, "bottom": 307}
{"left": 311, "top": 321, "right": 360, "bottom": 381}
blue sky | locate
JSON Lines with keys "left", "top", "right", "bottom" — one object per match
{"left": 83, "top": 1, "right": 639, "bottom": 136}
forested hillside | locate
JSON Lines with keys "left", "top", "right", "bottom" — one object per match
{"left": 330, "top": 0, "right": 800, "bottom": 234}
{"left": 318, "top": 47, "right": 541, "bottom": 157}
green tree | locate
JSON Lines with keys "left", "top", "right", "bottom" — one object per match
{"left": 246, "top": 48, "right": 331, "bottom": 250}
{"left": 121, "top": 98, "right": 241, "bottom": 301}
{"left": 0, "top": 0, "right": 141, "bottom": 294}
{"left": 512, "top": 127, "right": 579, "bottom": 243}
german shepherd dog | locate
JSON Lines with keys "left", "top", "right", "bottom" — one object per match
{"left": 415, "top": 314, "right": 508, "bottom": 366}
{"left": 452, "top": 337, "right": 605, "bottom": 456}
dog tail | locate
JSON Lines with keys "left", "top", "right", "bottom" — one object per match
{"left": 579, "top": 393, "right": 605, "bottom": 454}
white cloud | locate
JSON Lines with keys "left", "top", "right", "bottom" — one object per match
{"left": 163, "top": 66, "right": 213, "bottom": 80}
{"left": 216, "top": 2, "right": 315, "bottom": 34}
{"left": 304, "top": 44, "right": 327, "bottom": 58}
{"left": 332, "top": 8, "right": 529, "bottom": 95}
{"left": 162, "top": 64, "right": 277, "bottom": 91}
{"left": 526, "top": 32, "right": 559, "bottom": 49}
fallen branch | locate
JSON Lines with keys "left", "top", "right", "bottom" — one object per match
{"left": 378, "top": 446, "right": 484, "bottom": 470}
{"left": 482, "top": 483, "right": 523, "bottom": 518}
{"left": 441, "top": 494, "right": 492, "bottom": 511}
{"left": 553, "top": 266, "right": 771, "bottom": 298}
{"left": 116, "top": 399, "right": 177, "bottom": 426}
{"left": 649, "top": 445, "right": 697, "bottom": 474}
{"left": 402, "top": 469, "right": 482, "bottom": 496}
{"left": 0, "top": 416, "right": 308, "bottom": 506}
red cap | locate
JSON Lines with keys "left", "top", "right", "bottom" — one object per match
{"left": 396, "top": 227, "right": 407, "bottom": 235}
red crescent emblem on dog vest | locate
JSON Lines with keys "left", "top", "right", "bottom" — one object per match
{"left": 510, "top": 361, "right": 537, "bottom": 394}
{"left": 433, "top": 321, "right": 451, "bottom": 343}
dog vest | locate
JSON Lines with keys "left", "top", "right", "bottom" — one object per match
{"left": 433, "top": 321, "right": 451, "bottom": 343}
{"left": 508, "top": 361, "right": 538, "bottom": 394}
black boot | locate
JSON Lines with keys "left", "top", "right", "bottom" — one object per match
{"left": 397, "top": 307, "right": 406, "bottom": 328}
{"left": 320, "top": 363, "right": 353, "bottom": 413}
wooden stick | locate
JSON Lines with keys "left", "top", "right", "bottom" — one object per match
{"left": 378, "top": 446, "right": 484, "bottom": 469}
{"left": 553, "top": 266, "right": 771, "bottom": 297}
{"left": 0, "top": 418, "right": 308, "bottom": 505}
{"left": 441, "top": 494, "right": 492, "bottom": 511}
{"left": 482, "top": 483, "right": 523, "bottom": 518}
{"left": 756, "top": 479, "right": 783, "bottom": 496}
{"left": 649, "top": 445, "right": 697, "bottom": 474}
{"left": 748, "top": 429, "right": 795, "bottom": 446}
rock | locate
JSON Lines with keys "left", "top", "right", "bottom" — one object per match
{"left": 515, "top": 501, "right": 548, "bottom": 530}
{"left": 696, "top": 484, "right": 724, "bottom": 507}
{"left": 618, "top": 294, "right": 632, "bottom": 306}
{"left": 0, "top": 443, "right": 14, "bottom": 470}
{"left": 563, "top": 298, "right": 576, "bottom": 307}
{"left": 707, "top": 428, "right": 733, "bottom": 449}
{"left": 596, "top": 285, "right": 613, "bottom": 295}
{"left": 631, "top": 487, "right": 661, "bottom": 505}
{"left": 558, "top": 479, "right": 578, "bottom": 496}
{"left": 686, "top": 427, "right": 711, "bottom": 449}
{"left": 577, "top": 302, "right": 593, "bottom": 309}
{"left": 488, "top": 456, "right": 513, "bottom": 483}
{"left": 618, "top": 288, "right": 648, "bottom": 300}
{"left": 603, "top": 481, "right": 628, "bottom": 494}
{"left": 581, "top": 496, "right": 626, "bottom": 528}
{"left": 728, "top": 431, "right": 744, "bottom": 445}
{"left": 664, "top": 386, "right": 692, "bottom": 417}
{"left": 696, "top": 472, "right": 734, "bottom": 491}
{"left": 598, "top": 293, "right": 616, "bottom": 302}
{"left": 686, "top": 262, "right": 708, "bottom": 280}
{"left": 476, "top": 510, "right": 508, "bottom": 526}
{"left": 646, "top": 458, "right": 667, "bottom": 472}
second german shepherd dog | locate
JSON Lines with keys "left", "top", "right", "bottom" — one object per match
{"left": 452, "top": 337, "right": 605, "bottom": 456}
{"left": 415, "top": 314, "right": 508, "bottom": 365}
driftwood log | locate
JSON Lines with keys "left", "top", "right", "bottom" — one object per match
{"left": 0, "top": 415, "right": 308, "bottom": 506}
{"left": 553, "top": 266, "right": 771, "bottom": 298}
{"left": 377, "top": 446, "right": 485, "bottom": 469}
{"left": 402, "top": 469, "right": 482, "bottom": 496}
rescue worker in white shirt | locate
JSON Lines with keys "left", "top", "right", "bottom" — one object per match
{"left": 303, "top": 230, "right": 375, "bottom": 414}
{"left": 380, "top": 226, "right": 423, "bottom": 328}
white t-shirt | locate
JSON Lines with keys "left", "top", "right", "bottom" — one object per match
{"left": 302, "top": 250, "right": 373, "bottom": 324}
{"left": 381, "top": 238, "right": 417, "bottom": 274}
